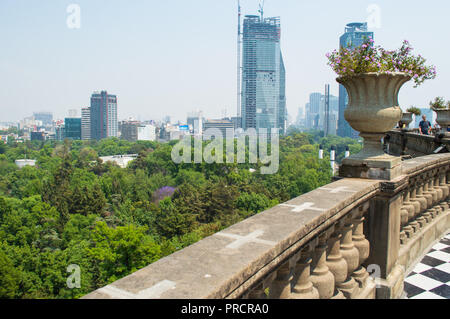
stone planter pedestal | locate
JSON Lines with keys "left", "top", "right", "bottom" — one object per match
{"left": 399, "top": 112, "right": 413, "bottom": 131}
{"left": 337, "top": 73, "right": 411, "bottom": 181}
{"left": 433, "top": 108, "right": 450, "bottom": 136}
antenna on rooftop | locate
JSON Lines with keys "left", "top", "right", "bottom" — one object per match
{"left": 258, "top": 0, "right": 265, "bottom": 20}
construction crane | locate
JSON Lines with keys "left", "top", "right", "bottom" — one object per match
{"left": 237, "top": 0, "right": 242, "bottom": 119}
{"left": 258, "top": 0, "right": 265, "bottom": 20}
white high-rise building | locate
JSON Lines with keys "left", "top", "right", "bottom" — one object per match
{"left": 81, "top": 107, "right": 91, "bottom": 140}
{"left": 138, "top": 124, "right": 156, "bottom": 141}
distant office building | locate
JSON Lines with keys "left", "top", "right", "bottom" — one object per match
{"left": 81, "top": 107, "right": 91, "bottom": 140}
{"left": 90, "top": 91, "right": 118, "bottom": 140}
{"left": 31, "top": 131, "right": 45, "bottom": 141}
{"left": 56, "top": 125, "right": 65, "bottom": 141}
{"left": 329, "top": 95, "right": 339, "bottom": 114}
{"left": 138, "top": 124, "right": 156, "bottom": 141}
{"left": 68, "top": 109, "right": 78, "bottom": 118}
{"left": 304, "top": 91, "right": 339, "bottom": 132}
{"left": 64, "top": 118, "right": 82, "bottom": 140}
{"left": 296, "top": 106, "right": 304, "bottom": 126}
{"left": 231, "top": 117, "right": 242, "bottom": 130}
{"left": 33, "top": 112, "right": 53, "bottom": 126}
{"left": 306, "top": 93, "right": 322, "bottom": 130}
{"left": 163, "top": 116, "right": 171, "bottom": 124}
{"left": 187, "top": 111, "right": 204, "bottom": 136}
{"left": 338, "top": 23, "right": 374, "bottom": 138}
{"left": 309, "top": 93, "right": 322, "bottom": 114}
{"left": 204, "top": 119, "right": 235, "bottom": 137}
{"left": 328, "top": 113, "right": 338, "bottom": 136}
{"left": 305, "top": 103, "right": 313, "bottom": 129}
{"left": 121, "top": 120, "right": 140, "bottom": 142}
{"left": 241, "top": 15, "right": 286, "bottom": 135}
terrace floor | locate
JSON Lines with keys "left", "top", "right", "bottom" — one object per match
{"left": 404, "top": 233, "right": 450, "bottom": 299}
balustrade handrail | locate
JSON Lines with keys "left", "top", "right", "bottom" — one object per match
{"left": 83, "top": 153, "right": 450, "bottom": 300}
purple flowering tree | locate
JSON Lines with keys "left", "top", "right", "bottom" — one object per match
{"left": 153, "top": 186, "right": 176, "bottom": 203}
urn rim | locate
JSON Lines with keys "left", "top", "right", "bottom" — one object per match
{"left": 336, "top": 72, "right": 412, "bottom": 84}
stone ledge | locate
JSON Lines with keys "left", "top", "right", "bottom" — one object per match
{"left": 83, "top": 178, "right": 380, "bottom": 299}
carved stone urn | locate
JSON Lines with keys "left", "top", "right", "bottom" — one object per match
{"left": 399, "top": 112, "right": 413, "bottom": 129}
{"left": 337, "top": 72, "right": 411, "bottom": 180}
{"left": 433, "top": 108, "right": 450, "bottom": 135}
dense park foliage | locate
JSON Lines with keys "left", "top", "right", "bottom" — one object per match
{"left": 0, "top": 131, "right": 361, "bottom": 298}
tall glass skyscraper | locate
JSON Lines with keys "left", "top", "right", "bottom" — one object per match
{"left": 337, "top": 23, "right": 374, "bottom": 138}
{"left": 241, "top": 15, "right": 286, "bottom": 134}
{"left": 90, "top": 91, "right": 118, "bottom": 140}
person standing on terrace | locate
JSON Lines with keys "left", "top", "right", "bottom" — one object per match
{"left": 419, "top": 115, "right": 432, "bottom": 135}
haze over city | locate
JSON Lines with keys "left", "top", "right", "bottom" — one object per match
{"left": 1, "top": 0, "right": 449, "bottom": 122}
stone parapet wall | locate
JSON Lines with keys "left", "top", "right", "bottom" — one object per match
{"left": 83, "top": 154, "right": 450, "bottom": 300}
{"left": 386, "top": 129, "right": 450, "bottom": 157}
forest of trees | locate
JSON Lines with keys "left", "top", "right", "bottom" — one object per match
{"left": 0, "top": 131, "right": 361, "bottom": 298}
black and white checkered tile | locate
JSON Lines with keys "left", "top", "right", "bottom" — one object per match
{"left": 404, "top": 233, "right": 450, "bottom": 299}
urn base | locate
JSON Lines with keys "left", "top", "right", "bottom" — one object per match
{"left": 338, "top": 133, "right": 402, "bottom": 181}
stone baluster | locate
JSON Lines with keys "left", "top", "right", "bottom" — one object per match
{"left": 447, "top": 170, "right": 450, "bottom": 204}
{"left": 310, "top": 228, "right": 335, "bottom": 299}
{"left": 427, "top": 171, "right": 440, "bottom": 218}
{"left": 405, "top": 181, "right": 421, "bottom": 236}
{"left": 402, "top": 186, "right": 417, "bottom": 241}
{"left": 337, "top": 215, "right": 360, "bottom": 298}
{"left": 411, "top": 177, "right": 427, "bottom": 214}
{"left": 245, "top": 283, "right": 266, "bottom": 299}
{"left": 441, "top": 169, "right": 450, "bottom": 198}
{"left": 433, "top": 170, "right": 444, "bottom": 203}
{"left": 326, "top": 221, "right": 348, "bottom": 299}
{"left": 351, "top": 204, "right": 371, "bottom": 289}
{"left": 438, "top": 170, "right": 449, "bottom": 211}
{"left": 414, "top": 176, "right": 429, "bottom": 228}
{"left": 244, "top": 270, "right": 277, "bottom": 299}
{"left": 426, "top": 171, "right": 438, "bottom": 205}
{"left": 422, "top": 172, "right": 436, "bottom": 223}
{"left": 269, "top": 261, "right": 292, "bottom": 299}
{"left": 421, "top": 173, "right": 434, "bottom": 208}
{"left": 291, "top": 244, "right": 320, "bottom": 299}
{"left": 431, "top": 172, "right": 442, "bottom": 218}
{"left": 400, "top": 191, "right": 410, "bottom": 244}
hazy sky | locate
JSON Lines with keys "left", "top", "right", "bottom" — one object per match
{"left": 1, "top": 0, "right": 449, "bottom": 123}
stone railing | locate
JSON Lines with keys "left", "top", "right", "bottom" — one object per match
{"left": 83, "top": 153, "right": 450, "bottom": 300}
{"left": 386, "top": 129, "right": 450, "bottom": 157}
{"left": 398, "top": 155, "right": 450, "bottom": 275}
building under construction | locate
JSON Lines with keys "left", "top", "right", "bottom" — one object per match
{"left": 240, "top": 13, "right": 286, "bottom": 134}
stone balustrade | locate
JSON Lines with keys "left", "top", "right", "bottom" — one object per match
{"left": 83, "top": 153, "right": 450, "bottom": 300}
{"left": 386, "top": 129, "right": 450, "bottom": 157}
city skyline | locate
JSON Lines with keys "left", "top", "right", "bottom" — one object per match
{"left": 1, "top": 1, "right": 449, "bottom": 124}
